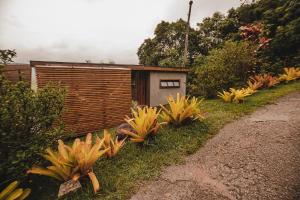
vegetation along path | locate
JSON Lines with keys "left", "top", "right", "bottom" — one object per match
{"left": 131, "top": 92, "right": 300, "bottom": 200}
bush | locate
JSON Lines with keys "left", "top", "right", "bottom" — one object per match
{"left": 0, "top": 68, "right": 66, "bottom": 182}
{"left": 191, "top": 41, "right": 257, "bottom": 97}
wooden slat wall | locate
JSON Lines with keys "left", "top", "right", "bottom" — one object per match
{"left": 2, "top": 64, "right": 31, "bottom": 83}
{"left": 35, "top": 66, "right": 132, "bottom": 134}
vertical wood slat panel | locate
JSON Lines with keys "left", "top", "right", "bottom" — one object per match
{"left": 35, "top": 66, "right": 132, "bottom": 134}
{"left": 3, "top": 64, "right": 31, "bottom": 83}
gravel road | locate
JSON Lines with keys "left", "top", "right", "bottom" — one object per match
{"left": 130, "top": 92, "right": 300, "bottom": 200}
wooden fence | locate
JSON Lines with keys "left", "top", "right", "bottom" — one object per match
{"left": 2, "top": 64, "right": 31, "bottom": 83}
{"left": 35, "top": 65, "right": 132, "bottom": 134}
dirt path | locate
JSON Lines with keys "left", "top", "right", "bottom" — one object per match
{"left": 130, "top": 92, "right": 300, "bottom": 200}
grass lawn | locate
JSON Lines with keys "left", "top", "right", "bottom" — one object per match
{"left": 31, "top": 80, "right": 300, "bottom": 200}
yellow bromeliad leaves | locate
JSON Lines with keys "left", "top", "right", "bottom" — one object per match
{"left": 28, "top": 133, "right": 110, "bottom": 193}
{"left": 217, "top": 90, "right": 232, "bottom": 102}
{"left": 102, "top": 129, "right": 126, "bottom": 158}
{"left": 72, "top": 133, "right": 109, "bottom": 193}
{"left": 160, "top": 93, "right": 204, "bottom": 126}
{"left": 230, "top": 88, "right": 251, "bottom": 103}
{"left": 279, "top": 67, "right": 300, "bottom": 82}
{"left": 247, "top": 80, "right": 263, "bottom": 91}
{"left": 123, "top": 106, "right": 161, "bottom": 143}
{"left": 0, "top": 181, "right": 31, "bottom": 200}
{"left": 250, "top": 74, "right": 279, "bottom": 88}
{"left": 27, "top": 141, "right": 80, "bottom": 182}
{"left": 218, "top": 88, "right": 251, "bottom": 103}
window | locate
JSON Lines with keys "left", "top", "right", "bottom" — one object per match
{"left": 160, "top": 80, "right": 180, "bottom": 88}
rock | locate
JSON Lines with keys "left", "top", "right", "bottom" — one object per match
{"left": 116, "top": 123, "right": 136, "bottom": 141}
{"left": 58, "top": 180, "right": 81, "bottom": 198}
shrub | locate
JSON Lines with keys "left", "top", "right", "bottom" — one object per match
{"left": 193, "top": 41, "right": 257, "bottom": 97}
{"left": 160, "top": 93, "right": 204, "bottom": 126}
{"left": 122, "top": 107, "right": 161, "bottom": 143}
{"left": 0, "top": 69, "right": 66, "bottom": 182}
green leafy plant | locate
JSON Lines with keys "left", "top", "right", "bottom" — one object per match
{"left": 0, "top": 75, "right": 66, "bottom": 182}
{"left": 193, "top": 41, "right": 257, "bottom": 97}
{"left": 160, "top": 93, "right": 204, "bottom": 126}
{"left": 0, "top": 181, "right": 31, "bottom": 200}
{"left": 122, "top": 107, "right": 161, "bottom": 143}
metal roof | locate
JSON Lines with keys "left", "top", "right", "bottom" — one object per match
{"left": 30, "top": 61, "right": 189, "bottom": 72}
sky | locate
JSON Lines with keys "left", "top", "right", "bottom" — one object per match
{"left": 0, "top": 0, "right": 241, "bottom": 64}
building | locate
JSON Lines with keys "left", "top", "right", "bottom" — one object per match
{"left": 2, "top": 64, "right": 31, "bottom": 83}
{"left": 4, "top": 61, "right": 188, "bottom": 134}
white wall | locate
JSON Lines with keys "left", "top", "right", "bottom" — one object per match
{"left": 149, "top": 72, "right": 186, "bottom": 106}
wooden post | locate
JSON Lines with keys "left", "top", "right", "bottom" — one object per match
{"left": 183, "top": 0, "right": 193, "bottom": 67}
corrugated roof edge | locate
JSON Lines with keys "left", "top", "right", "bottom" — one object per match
{"left": 30, "top": 60, "right": 189, "bottom": 72}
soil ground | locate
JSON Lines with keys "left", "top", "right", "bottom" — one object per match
{"left": 130, "top": 92, "right": 300, "bottom": 200}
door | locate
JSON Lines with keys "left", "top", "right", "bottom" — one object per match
{"left": 131, "top": 71, "right": 150, "bottom": 105}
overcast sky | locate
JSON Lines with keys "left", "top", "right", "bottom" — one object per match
{"left": 0, "top": 0, "right": 241, "bottom": 64}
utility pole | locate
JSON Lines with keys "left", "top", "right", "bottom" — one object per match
{"left": 183, "top": 0, "right": 193, "bottom": 67}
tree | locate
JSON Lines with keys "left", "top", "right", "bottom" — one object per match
{"left": 232, "top": 0, "right": 300, "bottom": 70}
{"left": 137, "top": 19, "right": 203, "bottom": 67}
{"left": 196, "top": 12, "right": 239, "bottom": 54}
{"left": 0, "top": 49, "right": 17, "bottom": 64}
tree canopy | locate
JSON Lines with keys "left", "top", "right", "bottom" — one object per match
{"left": 137, "top": 0, "right": 300, "bottom": 69}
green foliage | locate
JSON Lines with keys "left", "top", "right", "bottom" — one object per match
{"left": 137, "top": 19, "right": 202, "bottom": 67}
{"left": 0, "top": 72, "right": 66, "bottom": 182}
{"left": 197, "top": 12, "right": 240, "bottom": 53}
{"left": 191, "top": 41, "right": 257, "bottom": 97}
{"left": 138, "top": 0, "right": 299, "bottom": 73}
{"left": 0, "top": 49, "right": 17, "bottom": 64}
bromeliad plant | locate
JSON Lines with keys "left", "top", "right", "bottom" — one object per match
{"left": 102, "top": 129, "right": 126, "bottom": 158}
{"left": 230, "top": 88, "right": 251, "bottom": 103}
{"left": 217, "top": 90, "right": 232, "bottom": 102}
{"left": 0, "top": 181, "right": 31, "bottom": 200}
{"left": 250, "top": 74, "right": 279, "bottom": 88}
{"left": 279, "top": 67, "right": 300, "bottom": 82}
{"left": 242, "top": 87, "right": 256, "bottom": 95}
{"left": 218, "top": 88, "right": 251, "bottom": 103}
{"left": 27, "top": 140, "right": 80, "bottom": 182}
{"left": 247, "top": 80, "right": 263, "bottom": 91}
{"left": 122, "top": 106, "right": 161, "bottom": 143}
{"left": 160, "top": 93, "right": 204, "bottom": 126}
{"left": 73, "top": 133, "right": 109, "bottom": 193}
{"left": 28, "top": 133, "right": 110, "bottom": 193}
